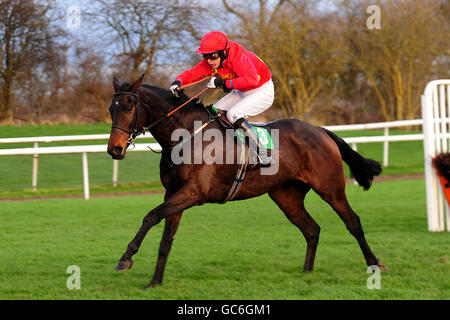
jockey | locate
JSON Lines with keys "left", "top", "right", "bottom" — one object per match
{"left": 169, "top": 31, "right": 274, "bottom": 167}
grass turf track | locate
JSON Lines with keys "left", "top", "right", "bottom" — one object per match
{"left": 0, "top": 178, "right": 448, "bottom": 300}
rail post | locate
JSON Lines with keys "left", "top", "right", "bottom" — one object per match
{"left": 32, "top": 142, "right": 39, "bottom": 191}
{"left": 82, "top": 152, "right": 90, "bottom": 200}
{"left": 113, "top": 160, "right": 119, "bottom": 186}
{"left": 383, "top": 127, "right": 389, "bottom": 167}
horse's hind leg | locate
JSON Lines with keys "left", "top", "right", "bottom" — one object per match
{"left": 147, "top": 212, "right": 183, "bottom": 288}
{"left": 316, "top": 186, "right": 379, "bottom": 267}
{"left": 269, "top": 181, "right": 320, "bottom": 272}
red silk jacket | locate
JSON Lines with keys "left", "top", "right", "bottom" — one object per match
{"left": 175, "top": 41, "right": 272, "bottom": 92}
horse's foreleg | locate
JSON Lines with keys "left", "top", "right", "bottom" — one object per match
{"left": 115, "top": 185, "right": 204, "bottom": 274}
{"left": 115, "top": 201, "right": 167, "bottom": 272}
{"left": 147, "top": 212, "right": 183, "bottom": 288}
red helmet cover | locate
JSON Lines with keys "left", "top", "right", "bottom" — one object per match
{"left": 195, "top": 31, "right": 228, "bottom": 54}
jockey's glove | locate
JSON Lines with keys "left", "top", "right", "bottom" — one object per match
{"left": 207, "top": 77, "right": 230, "bottom": 92}
{"left": 169, "top": 80, "right": 182, "bottom": 97}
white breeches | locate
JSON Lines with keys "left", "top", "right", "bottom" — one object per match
{"left": 214, "top": 79, "right": 274, "bottom": 124}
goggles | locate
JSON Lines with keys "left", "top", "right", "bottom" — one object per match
{"left": 202, "top": 52, "right": 221, "bottom": 60}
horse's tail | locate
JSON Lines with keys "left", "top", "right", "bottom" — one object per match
{"left": 320, "top": 127, "right": 382, "bottom": 190}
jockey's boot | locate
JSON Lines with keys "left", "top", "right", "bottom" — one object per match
{"left": 234, "top": 118, "right": 274, "bottom": 168}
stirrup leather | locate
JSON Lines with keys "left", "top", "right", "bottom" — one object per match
{"left": 234, "top": 118, "right": 274, "bottom": 168}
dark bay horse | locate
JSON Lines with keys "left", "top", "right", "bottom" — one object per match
{"left": 107, "top": 74, "right": 383, "bottom": 289}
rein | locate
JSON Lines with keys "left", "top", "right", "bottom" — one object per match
{"left": 179, "top": 76, "right": 212, "bottom": 90}
{"left": 111, "top": 84, "right": 210, "bottom": 149}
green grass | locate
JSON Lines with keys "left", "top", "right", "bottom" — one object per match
{"left": 0, "top": 124, "right": 444, "bottom": 301}
{"left": 0, "top": 178, "right": 448, "bottom": 300}
{"left": 0, "top": 123, "right": 112, "bottom": 138}
{"left": 0, "top": 124, "right": 425, "bottom": 199}
{"left": 0, "top": 181, "right": 164, "bottom": 199}
{"left": 0, "top": 123, "right": 160, "bottom": 197}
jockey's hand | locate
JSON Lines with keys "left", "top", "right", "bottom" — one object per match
{"left": 169, "top": 80, "right": 182, "bottom": 97}
{"left": 207, "top": 77, "right": 227, "bottom": 90}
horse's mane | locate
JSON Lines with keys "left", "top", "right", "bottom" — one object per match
{"left": 116, "top": 81, "right": 209, "bottom": 119}
{"left": 141, "top": 83, "right": 207, "bottom": 112}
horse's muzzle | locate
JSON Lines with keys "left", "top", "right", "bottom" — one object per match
{"left": 107, "top": 145, "right": 125, "bottom": 160}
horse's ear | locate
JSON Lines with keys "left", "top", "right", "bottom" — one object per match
{"left": 130, "top": 73, "right": 145, "bottom": 92}
{"left": 113, "top": 77, "right": 121, "bottom": 92}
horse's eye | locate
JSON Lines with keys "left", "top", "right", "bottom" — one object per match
{"left": 127, "top": 105, "right": 133, "bottom": 111}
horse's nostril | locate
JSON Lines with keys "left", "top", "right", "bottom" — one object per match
{"left": 114, "top": 146, "right": 123, "bottom": 155}
{"left": 107, "top": 145, "right": 125, "bottom": 159}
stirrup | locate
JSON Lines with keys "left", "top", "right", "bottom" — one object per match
{"left": 247, "top": 152, "right": 274, "bottom": 169}
{"left": 258, "top": 154, "right": 274, "bottom": 167}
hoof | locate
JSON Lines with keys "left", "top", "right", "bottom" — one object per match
{"left": 379, "top": 264, "right": 389, "bottom": 271}
{"left": 115, "top": 260, "right": 133, "bottom": 272}
{"left": 368, "top": 264, "right": 388, "bottom": 271}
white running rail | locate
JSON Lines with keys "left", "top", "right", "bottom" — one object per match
{"left": 0, "top": 119, "right": 426, "bottom": 199}
{"left": 0, "top": 133, "right": 159, "bottom": 199}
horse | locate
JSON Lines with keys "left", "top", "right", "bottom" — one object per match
{"left": 107, "top": 74, "right": 384, "bottom": 289}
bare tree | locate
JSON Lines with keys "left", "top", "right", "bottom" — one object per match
{"left": 67, "top": 47, "right": 111, "bottom": 123}
{"left": 0, "top": 0, "right": 65, "bottom": 122}
{"left": 221, "top": 0, "right": 291, "bottom": 43}
{"left": 92, "top": 0, "right": 206, "bottom": 80}
{"left": 341, "top": 0, "right": 450, "bottom": 121}
{"left": 222, "top": 0, "right": 449, "bottom": 123}
{"left": 222, "top": 0, "right": 345, "bottom": 120}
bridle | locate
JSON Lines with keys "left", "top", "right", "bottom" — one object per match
{"left": 111, "top": 90, "right": 149, "bottom": 148}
